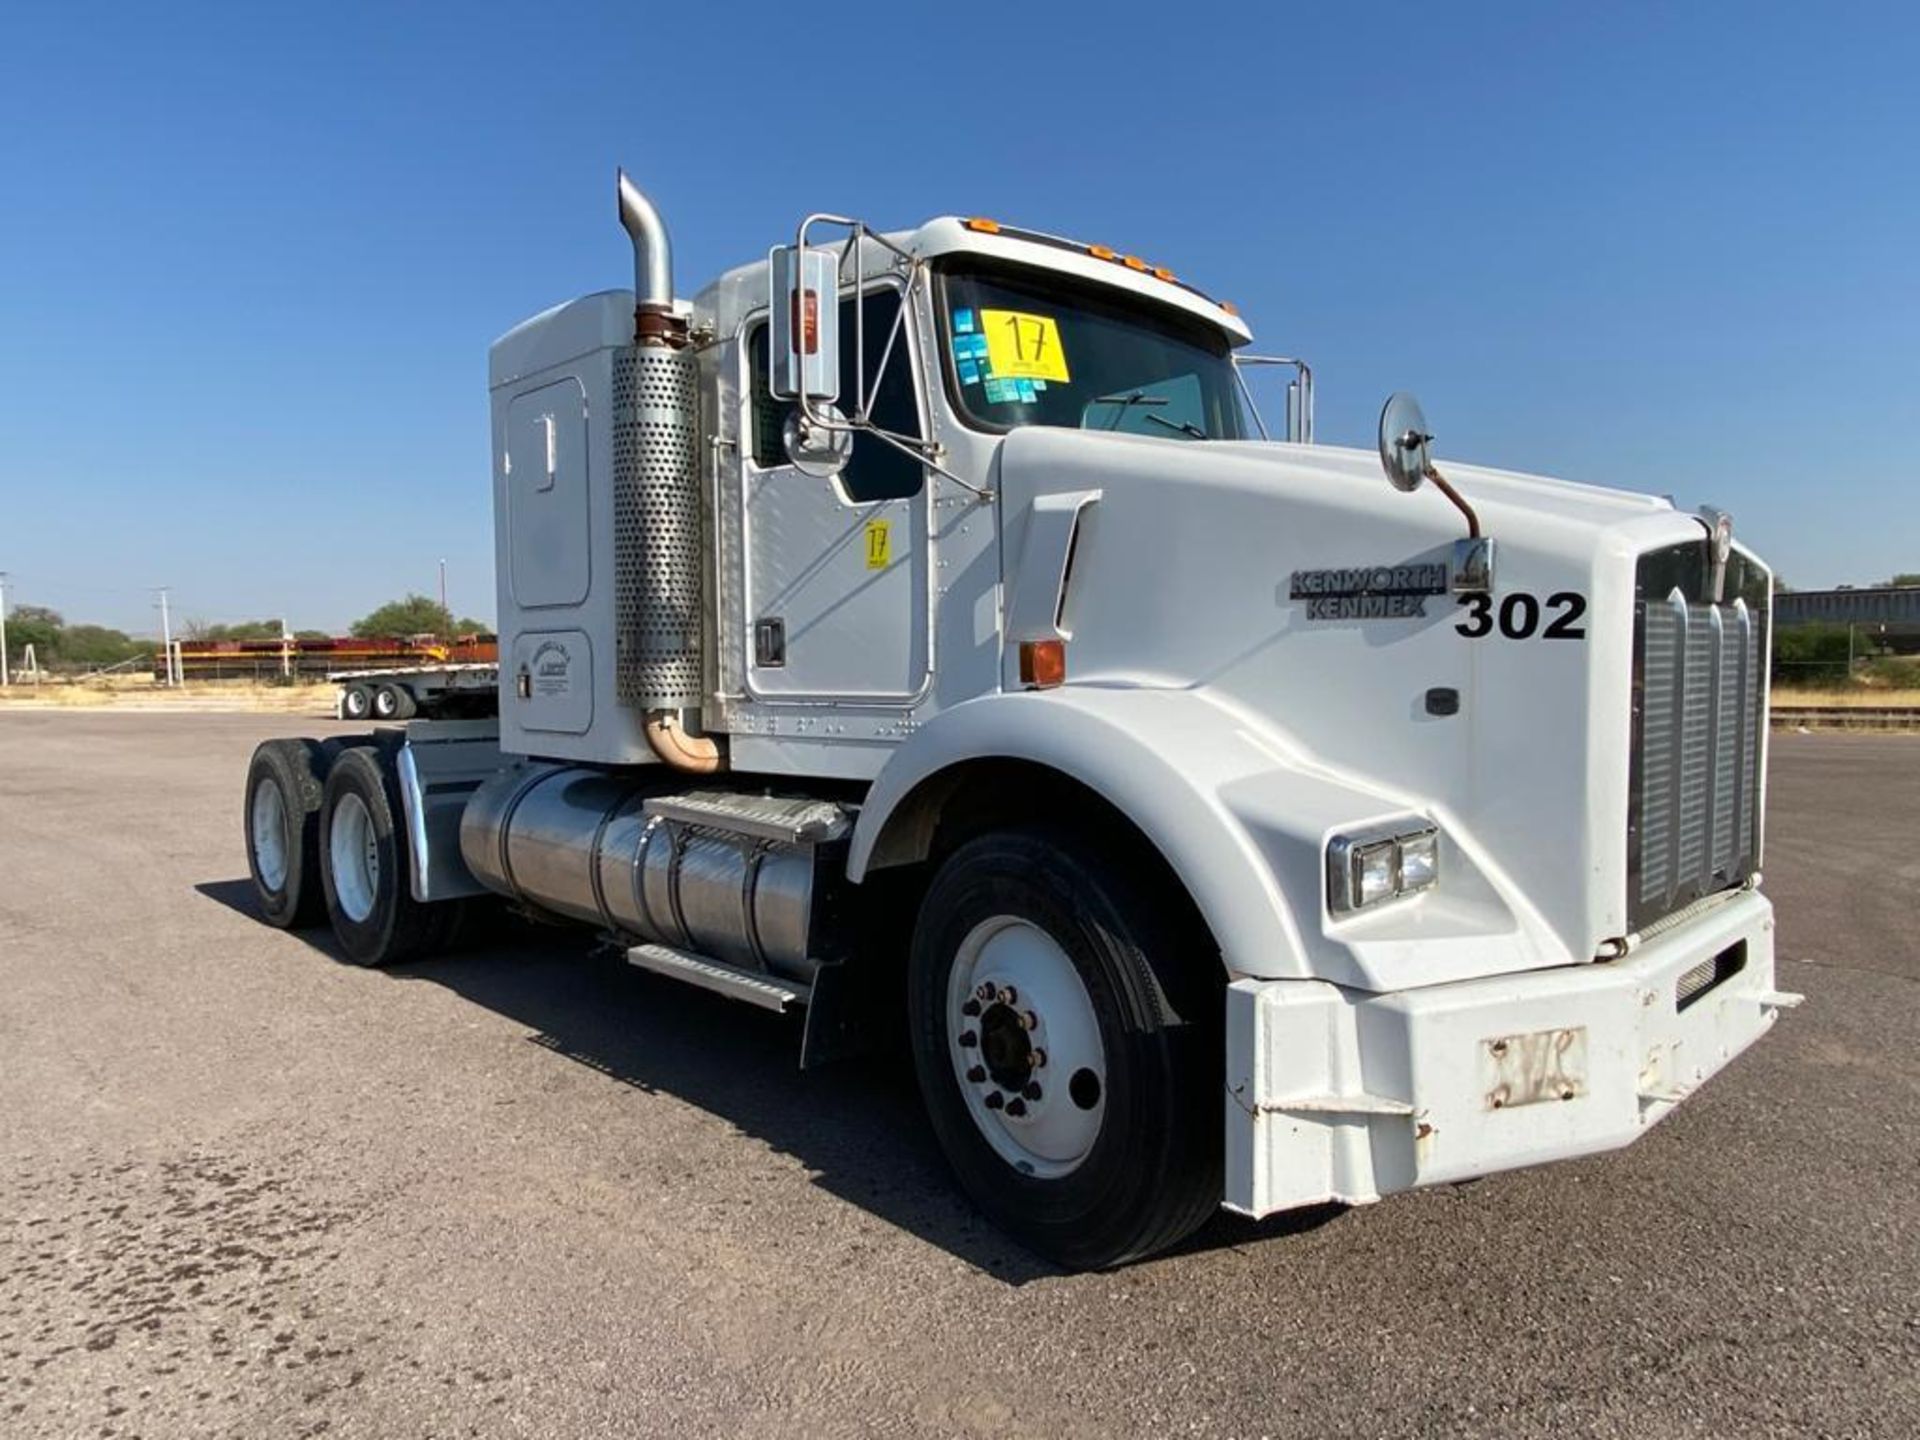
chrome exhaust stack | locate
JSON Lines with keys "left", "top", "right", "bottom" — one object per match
{"left": 616, "top": 167, "right": 679, "bottom": 343}
{"left": 609, "top": 168, "right": 718, "bottom": 771}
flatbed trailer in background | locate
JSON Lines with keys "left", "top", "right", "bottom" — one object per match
{"left": 329, "top": 662, "right": 500, "bottom": 721}
{"left": 159, "top": 634, "right": 497, "bottom": 683}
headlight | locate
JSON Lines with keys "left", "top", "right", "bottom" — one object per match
{"left": 1328, "top": 823, "right": 1439, "bottom": 915}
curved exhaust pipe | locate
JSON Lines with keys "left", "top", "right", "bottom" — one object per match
{"left": 616, "top": 168, "right": 679, "bottom": 342}
{"left": 612, "top": 167, "right": 720, "bottom": 774}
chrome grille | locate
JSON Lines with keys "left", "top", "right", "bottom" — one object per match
{"left": 1629, "top": 547, "right": 1767, "bottom": 928}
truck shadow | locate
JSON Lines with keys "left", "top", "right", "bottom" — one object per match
{"left": 196, "top": 879, "right": 1346, "bottom": 1280}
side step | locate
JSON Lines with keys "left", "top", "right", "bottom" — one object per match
{"left": 626, "top": 942, "right": 812, "bottom": 1013}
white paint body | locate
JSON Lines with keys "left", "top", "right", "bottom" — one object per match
{"left": 483, "top": 221, "right": 1787, "bottom": 1218}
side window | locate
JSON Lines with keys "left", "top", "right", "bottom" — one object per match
{"left": 747, "top": 290, "right": 925, "bottom": 501}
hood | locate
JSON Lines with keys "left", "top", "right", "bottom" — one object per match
{"left": 994, "top": 426, "right": 1742, "bottom": 970}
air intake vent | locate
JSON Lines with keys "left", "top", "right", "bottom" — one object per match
{"left": 613, "top": 346, "right": 702, "bottom": 709}
{"left": 1628, "top": 541, "right": 1768, "bottom": 928}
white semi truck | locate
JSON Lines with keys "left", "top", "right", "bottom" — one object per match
{"left": 242, "top": 171, "right": 1796, "bottom": 1268}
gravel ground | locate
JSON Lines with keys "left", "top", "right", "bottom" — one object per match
{"left": 1, "top": 713, "right": 1914, "bottom": 1439}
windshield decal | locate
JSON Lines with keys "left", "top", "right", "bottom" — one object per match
{"left": 980, "top": 309, "right": 1072, "bottom": 383}
{"left": 950, "top": 321, "right": 990, "bottom": 386}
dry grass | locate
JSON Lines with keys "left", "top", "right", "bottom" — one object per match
{"left": 1773, "top": 687, "right": 1920, "bottom": 709}
{"left": 0, "top": 675, "right": 334, "bottom": 713}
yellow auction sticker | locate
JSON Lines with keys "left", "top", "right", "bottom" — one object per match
{"left": 980, "top": 309, "right": 1071, "bottom": 383}
{"left": 864, "top": 518, "right": 892, "bottom": 569}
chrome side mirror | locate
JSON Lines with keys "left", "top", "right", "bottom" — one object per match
{"left": 781, "top": 403, "right": 853, "bottom": 480}
{"left": 768, "top": 244, "right": 841, "bottom": 403}
{"left": 1378, "top": 391, "right": 1494, "bottom": 593}
{"left": 1377, "top": 392, "right": 1432, "bottom": 493}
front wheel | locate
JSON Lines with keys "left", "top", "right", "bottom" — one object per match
{"left": 908, "top": 828, "right": 1221, "bottom": 1269}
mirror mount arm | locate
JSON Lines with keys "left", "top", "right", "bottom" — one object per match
{"left": 1424, "top": 464, "right": 1481, "bottom": 540}
{"left": 788, "top": 211, "right": 995, "bottom": 503}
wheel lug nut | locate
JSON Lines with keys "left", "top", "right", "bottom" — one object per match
{"left": 976, "top": 982, "right": 996, "bottom": 1001}
{"left": 985, "top": 1091, "right": 1005, "bottom": 1110}
{"left": 1021, "top": 1010, "right": 1039, "bottom": 1031}
{"left": 1005, "top": 1098, "right": 1027, "bottom": 1117}
{"left": 961, "top": 998, "right": 981, "bottom": 1017}
{"left": 998, "top": 986, "right": 1018, "bottom": 1005}
{"left": 967, "top": 1065, "right": 986, "bottom": 1084}
{"left": 958, "top": 1031, "right": 978, "bottom": 1048}
{"left": 1023, "top": 1082, "right": 1042, "bottom": 1101}
{"left": 1030, "top": 1049, "right": 1047, "bottom": 1068}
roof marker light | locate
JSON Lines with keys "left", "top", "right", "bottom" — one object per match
{"left": 1122, "top": 255, "right": 1148, "bottom": 272}
{"left": 1088, "top": 244, "right": 1116, "bottom": 260}
{"left": 965, "top": 217, "right": 1002, "bottom": 233}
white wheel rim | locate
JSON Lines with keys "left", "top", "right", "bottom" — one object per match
{"left": 374, "top": 688, "right": 394, "bottom": 717}
{"left": 250, "top": 778, "right": 289, "bottom": 893}
{"left": 328, "top": 791, "right": 379, "bottom": 923}
{"left": 947, "top": 916, "right": 1107, "bottom": 1179}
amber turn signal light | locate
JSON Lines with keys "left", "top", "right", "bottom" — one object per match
{"left": 1018, "top": 639, "right": 1066, "bottom": 690}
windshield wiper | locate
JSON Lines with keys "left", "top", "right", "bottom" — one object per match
{"left": 1145, "top": 412, "right": 1208, "bottom": 440}
{"left": 1087, "top": 391, "right": 1168, "bottom": 431}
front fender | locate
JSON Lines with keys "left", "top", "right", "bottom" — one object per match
{"left": 853, "top": 688, "right": 1571, "bottom": 989}
{"left": 854, "top": 688, "right": 1440, "bottom": 985}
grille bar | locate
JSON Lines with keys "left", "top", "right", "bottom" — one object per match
{"left": 1631, "top": 580, "right": 1764, "bottom": 926}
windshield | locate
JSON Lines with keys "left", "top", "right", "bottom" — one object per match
{"left": 938, "top": 263, "right": 1247, "bottom": 441}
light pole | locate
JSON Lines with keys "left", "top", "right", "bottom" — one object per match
{"left": 156, "top": 586, "right": 175, "bottom": 687}
{"left": 0, "top": 571, "right": 10, "bottom": 687}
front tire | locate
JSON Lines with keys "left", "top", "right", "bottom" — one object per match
{"left": 318, "top": 746, "right": 457, "bottom": 966}
{"left": 908, "top": 828, "right": 1221, "bottom": 1269}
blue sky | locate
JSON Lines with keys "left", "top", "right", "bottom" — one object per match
{"left": 1, "top": 3, "right": 1913, "bottom": 635}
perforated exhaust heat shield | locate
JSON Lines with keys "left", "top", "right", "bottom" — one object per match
{"left": 613, "top": 344, "right": 702, "bottom": 709}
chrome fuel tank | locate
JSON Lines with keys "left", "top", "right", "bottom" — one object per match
{"left": 460, "top": 764, "right": 849, "bottom": 980}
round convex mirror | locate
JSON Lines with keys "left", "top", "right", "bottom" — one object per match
{"left": 782, "top": 403, "right": 854, "bottom": 480}
{"left": 1377, "top": 393, "right": 1432, "bottom": 493}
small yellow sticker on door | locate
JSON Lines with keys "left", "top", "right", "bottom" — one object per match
{"left": 865, "top": 518, "right": 892, "bottom": 570}
{"left": 980, "top": 309, "right": 1071, "bottom": 383}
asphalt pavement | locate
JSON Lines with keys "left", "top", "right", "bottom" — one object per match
{"left": 1, "top": 713, "right": 1914, "bottom": 1439}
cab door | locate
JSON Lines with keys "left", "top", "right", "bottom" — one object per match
{"left": 739, "top": 288, "right": 931, "bottom": 702}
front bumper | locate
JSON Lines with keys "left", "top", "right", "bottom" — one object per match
{"left": 1224, "top": 889, "right": 1794, "bottom": 1217}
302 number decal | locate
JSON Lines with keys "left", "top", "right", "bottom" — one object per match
{"left": 1455, "top": 591, "right": 1587, "bottom": 640}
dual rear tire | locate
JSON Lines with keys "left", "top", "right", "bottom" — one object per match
{"left": 342, "top": 683, "right": 417, "bottom": 721}
{"left": 244, "top": 737, "right": 458, "bottom": 965}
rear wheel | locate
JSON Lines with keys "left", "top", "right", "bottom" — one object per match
{"left": 243, "top": 739, "right": 336, "bottom": 928}
{"left": 318, "top": 746, "right": 459, "bottom": 965}
{"left": 341, "top": 684, "right": 373, "bottom": 721}
{"left": 908, "top": 827, "right": 1221, "bottom": 1269}
{"left": 372, "top": 682, "right": 417, "bottom": 720}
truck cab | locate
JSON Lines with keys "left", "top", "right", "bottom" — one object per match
{"left": 243, "top": 172, "right": 1796, "bottom": 1269}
